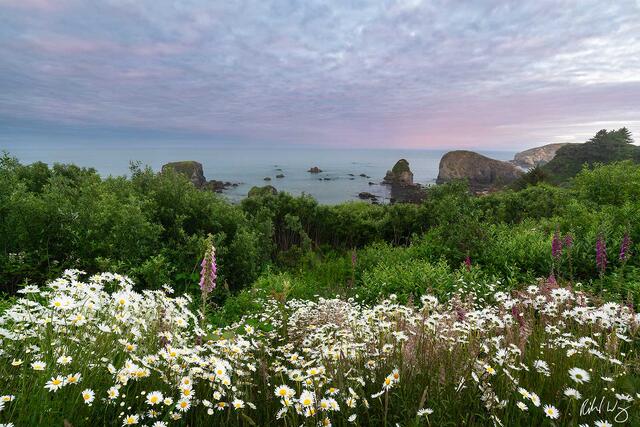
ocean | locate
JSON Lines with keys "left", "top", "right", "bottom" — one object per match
{"left": 7, "top": 146, "right": 516, "bottom": 204}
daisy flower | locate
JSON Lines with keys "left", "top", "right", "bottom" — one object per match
{"left": 516, "top": 402, "right": 528, "bottom": 411}
{"left": 65, "top": 373, "right": 82, "bottom": 385}
{"left": 232, "top": 399, "right": 245, "bottom": 409}
{"left": 31, "top": 361, "right": 46, "bottom": 371}
{"left": 594, "top": 421, "right": 613, "bottom": 427}
{"left": 146, "top": 391, "right": 163, "bottom": 406}
{"left": 44, "top": 376, "right": 65, "bottom": 392}
{"left": 569, "top": 367, "right": 591, "bottom": 384}
{"left": 122, "top": 414, "right": 139, "bottom": 425}
{"left": 107, "top": 386, "right": 119, "bottom": 400}
{"left": 275, "top": 385, "right": 295, "bottom": 398}
{"left": 299, "top": 390, "right": 315, "bottom": 407}
{"left": 81, "top": 389, "right": 95, "bottom": 405}
{"left": 543, "top": 404, "right": 560, "bottom": 419}
{"left": 176, "top": 398, "right": 191, "bottom": 412}
{"left": 564, "top": 388, "right": 581, "bottom": 399}
{"left": 530, "top": 393, "right": 541, "bottom": 407}
{"left": 57, "top": 355, "right": 72, "bottom": 365}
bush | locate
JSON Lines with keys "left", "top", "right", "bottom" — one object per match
{"left": 360, "top": 258, "right": 455, "bottom": 303}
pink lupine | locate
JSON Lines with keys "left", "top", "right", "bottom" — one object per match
{"left": 199, "top": 245, "right": 217, "bottom": 295}
{"left": 563, "top": 233, "right": 573, "bottom": 249}
{"left": 551, "top": 230, "right": 562, "bottom": 259}
{"left": 619, "top": 233, "right": 631, "bottom": 262}
{"left": 596, "top": 234, "right": 607, "bottom": 275}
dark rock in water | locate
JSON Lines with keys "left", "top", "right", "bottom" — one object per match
{"left": 276, "top": 168, "right": 283, "bottom": 171}
{"left": 358, "top": 191, "right": 378, "bottom": 201}
{"left": 162, "top": 161, "right": 206, "bottom": 187}
{"left": 308, "top": 166, "right": 322, "bottom": 173}
{"left": 381, "top": 159, "right": 425, "bottom": 203}
{"left": 275, "top": 174, "right": 285, "bottom": 178}
{"left": 204, "top": 180, "right": 236, "bottom": 193}
{"left": 349, "top": 177, "right": 355, "bottom": 180}
{"left": 264, "top": 177, "right": 271, "bottom": 181}
{"left": 359, "top": 173, "right": 370, "bottom": 178}
{"left": 437, "top": 150, "right": 523, "bottom": 192}
{"left": 348, "top": 173, "right": 355, "bottom": 176}
{"left": 323, "top": 177, "right": 331, "bottom": 181}
{"left": 248, "top": 185, "right": 278, "bottom": 197}
{"left": 383, "top": 159, "right": 413, "bottom": 185}
{"left": 368, "top": 181, "right": 375, "bottom": 185}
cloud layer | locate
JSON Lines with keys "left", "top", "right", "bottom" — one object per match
{"left": 1, "top": 0, "right": 640, "bottom": 149}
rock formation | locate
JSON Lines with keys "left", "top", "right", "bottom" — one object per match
{"left": 161, "top": 161, "right": 238, "bottom": 193}
{"left": 161, "top": 161, "right": 206, "bottom": 187}
{"left": 436, "top": 150, "right": 523, "bottom": 191}
{"left": 512, "top": 143, "right": 570, "bottom": 169}
{"left": 358, "top": 191, "right": 378, "bottom": 202}
{"left": 381, "top": 159, "right": 425, "bottom": 203}
{"left": 308, "top": 166, "right": 322, "bottom": 173}
{"left": 383, "top": 159, "right": 413, "bottom": 185}
{"left": 203, "top": 180, "right": 238, "bottom": 192}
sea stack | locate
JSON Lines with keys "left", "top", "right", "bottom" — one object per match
{"left": 382, "top": 159, "right": 425, "bottom": 203}
{"left": 383, "top": 159, "right": 413, "bottom": 185}
{"left": 161, "top": 161, "right": 206, "bottom": 188}
{"left": 161, "top": 161, "right": 238, "bottom": 193}
{"left": 436, "top": 150, "right": 523, "bottom": 192}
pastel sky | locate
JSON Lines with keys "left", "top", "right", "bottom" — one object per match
{"left": 1, "top": 0, "right": 640, "bottom": 150}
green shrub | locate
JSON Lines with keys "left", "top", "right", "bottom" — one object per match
{"left": 360, "top": 258, "right": 455, "bottom": 303}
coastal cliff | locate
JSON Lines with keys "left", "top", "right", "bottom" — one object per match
{"left": 512, "top": 143, "right": 570, "bottom": 169}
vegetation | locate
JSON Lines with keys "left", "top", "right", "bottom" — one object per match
{"left": 0, "top": 271, "right": 637, "bottom": 426}
{"left": 1, "top": 128, "right": 640, "bottom": 425}
{"left": 541, "top": 127, "right": 639, "bottom": 184}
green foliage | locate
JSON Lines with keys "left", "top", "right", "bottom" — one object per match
{"left": 572, "top": 160, "right": 640, "bottom": 206}
{"left": 0, "top": 155, "right": 270, "bottom": 294}
{"left": 542, "top": 127, "right": 639, "bottom": 183}
{"left": 4, "top": 133, "right": 640, "bottom": 308}
{"left": 360, "top": 258, "right": 455, "bottom": 303}
{"left": 510, "top": 165, "right": 549, "bottom": 190}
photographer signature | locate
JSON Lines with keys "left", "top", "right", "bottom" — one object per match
{"left": 580, "top": 396, "right": 630, "bottom": 423}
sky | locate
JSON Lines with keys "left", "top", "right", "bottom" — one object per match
{"left": 1, "top": 0, "right": 640, "bottom": 150}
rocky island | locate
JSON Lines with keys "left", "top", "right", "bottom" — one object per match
{"left": 161, "top": 161, "right": 238, "bottom": 193}
{"left": 382, "top": 159, "right": 426, "bottom": 203}
{"left": 436, "top": 151, "right": 523, "bottom": 192}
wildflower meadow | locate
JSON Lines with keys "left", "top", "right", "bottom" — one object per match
{"left": 0, "top": 268, "right": 638, "bottom": 426}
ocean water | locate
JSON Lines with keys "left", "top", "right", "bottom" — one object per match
{"left": 8, "top": 146, "right": 516, "bottom": 204}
